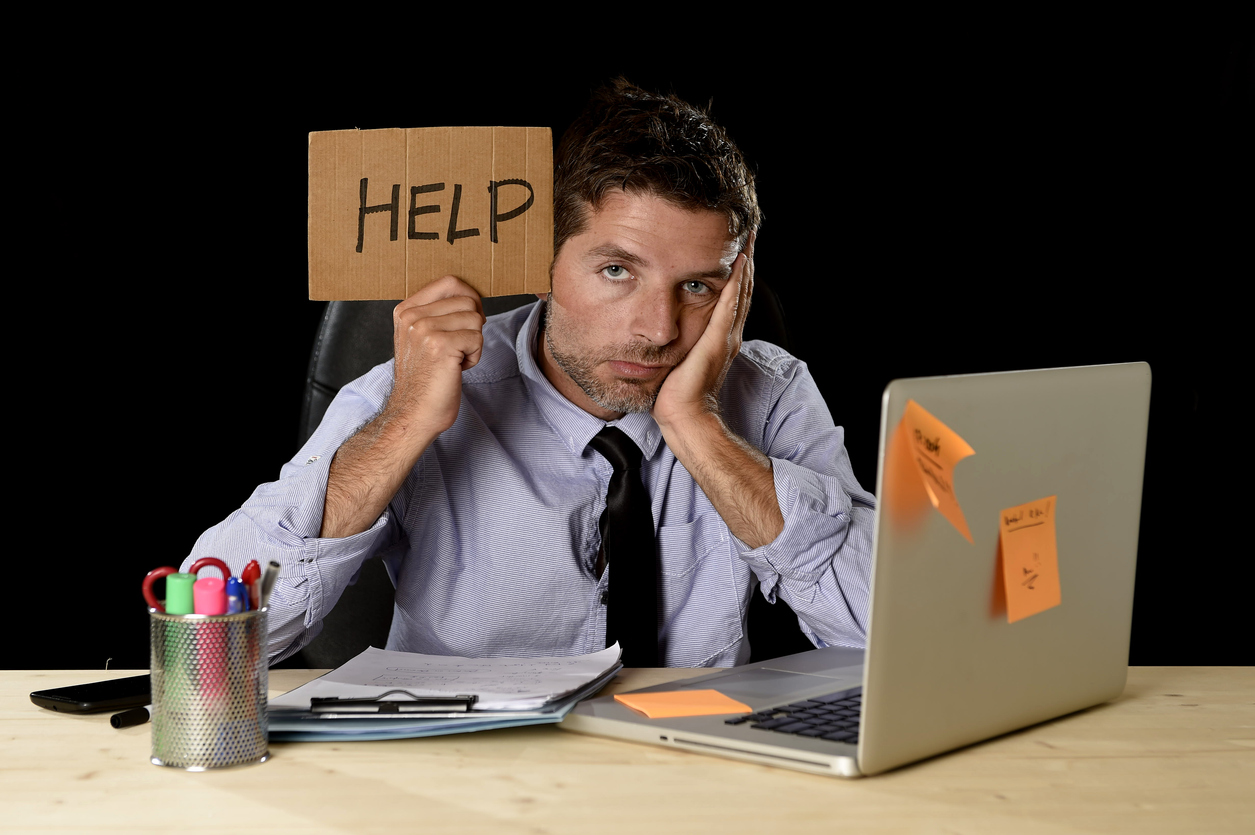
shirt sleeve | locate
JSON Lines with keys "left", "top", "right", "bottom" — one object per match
{"left": 180, "top": 362, "right": 401, "bottom": 663}
{"left": 724, "top": 346, "right": 877, "bottom": 649}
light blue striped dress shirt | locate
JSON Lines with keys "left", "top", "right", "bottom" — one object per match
{"left": 185, "top": 301, "right": 876, "bottom": 667}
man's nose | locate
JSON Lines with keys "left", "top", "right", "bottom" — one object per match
{"left": 630, "top": 285, "right": 681, "bottom": 346}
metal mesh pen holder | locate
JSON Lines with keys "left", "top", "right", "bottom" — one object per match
{"left": 149, "top": 608, "right": 269, "bottom": 770}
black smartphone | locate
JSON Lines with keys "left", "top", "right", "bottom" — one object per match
{"left": 29, "top": 674, "right": 151, "bottom": 714}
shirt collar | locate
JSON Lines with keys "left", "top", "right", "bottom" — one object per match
{"left": 515, "top": 300, "right": 664, "bottom": 462}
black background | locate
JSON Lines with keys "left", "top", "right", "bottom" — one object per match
{"left": 14, "top": 20, "right": 1248, "bottom": 670}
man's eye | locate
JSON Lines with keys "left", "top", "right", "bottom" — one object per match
{"left": 684, "top": 280, "right": 712, "bottom": 295}
{"left": 602, "top": 265, "right": 630, "bottom": 279}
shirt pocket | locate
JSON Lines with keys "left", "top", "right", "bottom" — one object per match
{"left": 656, "top": 512, "right": 745, "bottom": 666}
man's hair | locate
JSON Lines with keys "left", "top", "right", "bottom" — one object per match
{"left": 553, "top": 77, "right": 760, "bottom": 254}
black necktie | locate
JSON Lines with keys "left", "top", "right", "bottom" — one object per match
{"left": 588, "top": 426, "right": 660, "bottom": 667}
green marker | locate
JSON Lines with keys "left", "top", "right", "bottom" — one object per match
{"left": 164, "top": 573, "right": 196, "bottom": 615}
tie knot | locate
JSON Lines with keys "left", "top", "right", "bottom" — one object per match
{"left": 589, "top": 426, "right": 643, "bottom": 473}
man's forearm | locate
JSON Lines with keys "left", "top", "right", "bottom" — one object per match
{"left": 320, "top": 276, "right": 486, "bottom": 539}
{"left": 320, "top": 407, "right": 440, "bottom": 539}
{"left": 659, "top": 411, "right": 784, "bottom": 549}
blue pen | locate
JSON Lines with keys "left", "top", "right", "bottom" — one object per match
{"left": 226, "top": 577, "right": 246, "bottom": 614}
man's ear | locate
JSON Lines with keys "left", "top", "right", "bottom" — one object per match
{"left": 536, "top": 292, "right": 551, "bottom": 301}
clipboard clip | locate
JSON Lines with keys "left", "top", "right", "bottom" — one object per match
{"left": 310, "top": 690, "right": 478, "bottom": 714}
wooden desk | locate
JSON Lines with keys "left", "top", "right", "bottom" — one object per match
{"left": 3, "top": 667, "right": 1251, "bottom": 834}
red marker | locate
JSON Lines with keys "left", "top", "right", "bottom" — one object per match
{"left": 241, "top": 560, "right": 262, "bottom": 610}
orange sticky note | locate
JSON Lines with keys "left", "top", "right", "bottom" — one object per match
{"left": 999, "top": 496, "right": 1061, "bottom": 623}
{"left": 900, "top": 399, "right": 976, "bottom": 542}
{"left": 614, "top": 690, "right": 752, "bottom": 719}
{"left": 883, "top": 418, "right": 933, "bottom": 531}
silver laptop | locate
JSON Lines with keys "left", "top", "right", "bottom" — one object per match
{"left": 563, "top": 362, "right": 1151, "bottom": 777}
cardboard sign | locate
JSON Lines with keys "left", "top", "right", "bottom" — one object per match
{"left": 897, "top": 399, "right": 977, "bottom": 542}
{"left": 999, "top": 496, "right": 1062, "bottom": 623}
{"left": 309, "top": 127, "right": 553, "bottom": 300}
{"left": 614, "top": 690, "right": 752, "bottom": 719}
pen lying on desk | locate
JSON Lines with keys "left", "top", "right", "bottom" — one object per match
{"left": 111, "top": 705, "right": 152, "bottom": 729}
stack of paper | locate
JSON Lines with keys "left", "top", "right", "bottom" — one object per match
{"left": 269, "top": 644, "right": 622, "bottom": 741}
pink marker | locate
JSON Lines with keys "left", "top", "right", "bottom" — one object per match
{"left": 193, "top": 577, "right": 228, "bottom": 615}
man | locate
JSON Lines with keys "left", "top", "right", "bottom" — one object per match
{"left": 185, "top": 78, "right": 875, "bottom": 667}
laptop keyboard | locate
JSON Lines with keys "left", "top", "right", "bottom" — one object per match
{"left": 723, "top": 685, "right": 862, "bottom": 744}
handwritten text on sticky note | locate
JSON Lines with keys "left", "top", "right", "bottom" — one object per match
{"left": 900, "top": 399, "right": 976, "bottom": 542}
{"left": 999, "top": 496, "right": 1061, "bottom": 622}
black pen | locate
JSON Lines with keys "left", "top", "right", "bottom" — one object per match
{"left": 111, "top": 705, "right": 152, "bottom": 729}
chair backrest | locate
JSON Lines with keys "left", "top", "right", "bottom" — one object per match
{"left": 280, "top": 285, "right": 808, "bottom": 668}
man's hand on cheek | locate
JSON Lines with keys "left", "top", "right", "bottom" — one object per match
{"left": 652, "top": 236, "right": 755, "bottom": 430}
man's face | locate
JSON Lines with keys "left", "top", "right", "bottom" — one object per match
{"left": 539, "top": 190, "right": 740, "bottom": 421}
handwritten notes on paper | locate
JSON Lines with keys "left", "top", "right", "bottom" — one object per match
{"left": 887, "top": 399, "right": 977, "bottom": 542}
{"left": 999, "top": 496, "right": 1061, "bottom": 622}
{"left": 614, "top": 690, "right": 752, "bottom": 719}
{"left": 289, "top": 644, "right": 624, "bottom": 711}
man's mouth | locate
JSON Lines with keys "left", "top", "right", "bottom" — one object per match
{"left": 607, "top": 360, "right": 670, "bottom": 379}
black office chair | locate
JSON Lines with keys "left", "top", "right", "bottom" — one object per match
{"left": 278, "top": 285, "right": 813, "bottom": 668}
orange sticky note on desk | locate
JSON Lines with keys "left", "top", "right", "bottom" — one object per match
{"left": 614, "top": 690, "right": 752, "bottom": 719}
{"left": 999, "top": 496, "right": 1061, "bottom": 622}
{"left": 900, "top": 399, "right": 976, "bottom": 542}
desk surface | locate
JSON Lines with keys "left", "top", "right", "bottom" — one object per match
{"left": 3, "top": 667, "right": 1252, "bottom": 834}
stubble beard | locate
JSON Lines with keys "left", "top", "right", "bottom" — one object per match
{"left": 543, "top": 299, "right": 683, "bottom": 416}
